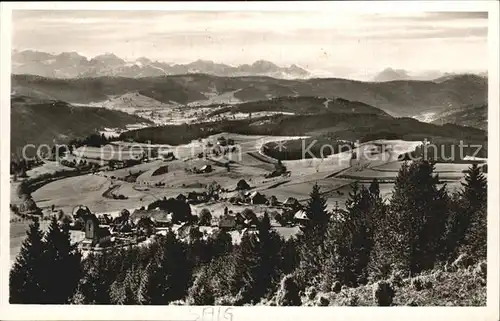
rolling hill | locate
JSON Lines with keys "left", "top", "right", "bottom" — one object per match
{"left": 80, "top": 92, "right": 181, "bottom": 110}
{"left": 12, "top": 73, "right": 487, "bottom": 117}
{"left": 431, "top": 104, "right": 487, "bottom": 130}
{"left": 206, "top": 96, "right": 391, "bottom": 117}
{"left": 11, "top": 95, "right": 152, "bottom": 156}
{"left": 371, "top": 69, "right": 487, "bottom": 82}
{"left": 120, "top": 107, "right": 486, "bottom": 150}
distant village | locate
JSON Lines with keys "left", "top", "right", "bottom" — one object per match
{"left": 11, "top": 133, "right": 326, "bottom": 253}
{"left": 63, "top": 181, "right": 318, "bottom": 253}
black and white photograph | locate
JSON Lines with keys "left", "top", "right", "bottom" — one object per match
{"left": 0, "top": 1, "right": 498, "bottom": 320}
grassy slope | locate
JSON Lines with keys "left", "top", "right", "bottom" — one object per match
{"left": 283, "top": 267, "right": 486, "bottom": 306}
{"left": 12, "top": 73, "right": 487, "bottom": 116}
{"left": 120, "top": 113, "right": 393, "bottom": 145}
{"left": 11, "top": 75, "right": 208, "bottom": 104}
{"left": 431, "top": 104, "right": 487, "bottom": 130}
{"left": 207, "top": 96, "right": 391, "bottom": 117}
{"left": 121, "top": 111, "right": 486, "bottom": 149}
{"left": 11, "top": 95, "right": 152, "bottom": 156}
{"left": 332, "top": 117, "right": 487, "bottom": 142}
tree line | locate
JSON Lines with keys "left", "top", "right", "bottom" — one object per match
{"left": 10, "top": 160, "right": 487, "bottom": 305}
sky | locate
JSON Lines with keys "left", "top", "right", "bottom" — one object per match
{"left": 12, "top": 10, "right": 488, "bottom": 79}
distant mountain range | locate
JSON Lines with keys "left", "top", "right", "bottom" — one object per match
{"left": 372, "top": 67, "right": 487, "bottom": 82}
{"left": 12, "top": 50, "right": 311, "bottom": 79}
{"left": 12, "top": 50, "right": 489, "bottom": 83}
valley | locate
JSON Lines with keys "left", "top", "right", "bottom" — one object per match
{"left": 12, "top": 72, "right": 487, "bottom": 117}
{"left": 5, "top": 8, "right": 493, "bottom": 310}
{"left": 10, "top": 73, "right": 488, "bottom": 242}
{"left": 10, "top": 129, "right": 485, "bottom": 263}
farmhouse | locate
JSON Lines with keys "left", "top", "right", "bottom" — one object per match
{"left": 236, "top": 179, "right": 251, "bottom": 191}
{"left": 176, "top": 193, "right": 187, "bottom": 202}
{"left": 136, "top": 217, "right": 155, "bottom": 236}
{"left": 109, "top": 160, "right": 126, "bottom": 170}
{"left": 56, "top": 210, "right": 74, "bottom": 224}
{"left": 268, "top": 195, "right": 279, "bottom": 206}
{"left": 82, "top": 214, "right": 113, "bottom": 247}
{"left": 241, "top": 209, "right": 259, "bottom": 226}
{"left": 112, "top": 209, "right": 135, "bottom": 233}
{"left": 187, "top": 191, "right": 207, "bottom": 204}
{"left": 249, "top": 191, "right": 267, "bottom": 205}
{"left": 199, "top": 164, "right": 213, "bottom": 173}
{"left": 98, "top": 214, "right": 113, "bottom": 225}
{"left": 219, "top": 215, "right": 236, "bottom": 230}
{"left": 283, "top": 197, "right": 299, "bottom": 208}
{"left": 173, "top": 222, "right": 191, "bottom": 240}
{"left": 217, "top": 136, "right": 227, "bottom": 146}
{"left": 293, "top": 210, "right": 309, "bottom": 226}
{"left": 241, "top": 227, "right": 259, "bottom": 239}
{"left": 132, "top": 208, "right": 172, "bottom": 227}
{"left": 160, "top": 152, "right": 176, "bottom": 161}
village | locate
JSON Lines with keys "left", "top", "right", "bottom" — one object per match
{"left": 10, "top": 133, "right": 329, "bottom": 256}
{"left": 64, "top": 181, "right": 315, "bottom": 253}
{"left": 5, "top": 7, "right": 491, "bottom": 311}
{"left": 11, "top": 130, "right": 480, "bottom": 261}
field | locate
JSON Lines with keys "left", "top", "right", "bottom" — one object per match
{"left": 73, "top": 145, "right": 145, "bottom": 161}
{"left": 16, "top": 135, "right": 479, "bottom": 215}
{"left": 19, "top": 135, "right": 477, "bottom": 215}
{"left": 25, "top": 161, "right": 75, "bottom": 177}
{"left": 11, "top": 133, "right": 483, "bottom": 261}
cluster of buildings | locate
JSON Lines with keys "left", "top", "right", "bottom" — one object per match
{"left": 71, "top": 188, "right": 311, "bottom": 252}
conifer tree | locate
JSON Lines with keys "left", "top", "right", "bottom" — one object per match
{"left": 345, "top": 183, "right": 376, "bottom": 284}
{"left": 461, "top": 163, "right": 487, "bottom": 211}
{"left": 298, "top": 183, "right": 330, "bottom": 284}
{"left": 9, "top": 218, "right": 45, "bottom": 303}
{"left": 321, "top": 182, "right": 379, "bottom": 287}
{"left": 146, "top": 229, "right": 192, "bottom": 304}
{"left": 76, "top": 250, "right": 116, "bottom": 304}
{"left": 381, "top": 160, "right": 449, "bottom": 275}
{"left": 204, "top": 252, "right": 237, "bottom": 300}
{"left": 230, "top": 232, "right": 262, "bottom": 303}
{"left": 219, "top": 217, "right": 283, "bottom": 304}
{"left": 280, "top": 237, "right": 300, "bottom": 275}
{"left": 255, "top": 211, "right": 283, "bottom": 300}
{"left": 365, "top": 178, "right": 390, "bottom": 280}
{"left": 187, "top": 265, "right": 215, "bottom": 305}
{"left": 209, "top": 228, "right": 233, "bottom": 258}
{"left": 109, "top": 263, "right": 142, "bottom": 304}
{"left": 369, "top": 178, "right": 380, "bottom": 197}
{"left": 453, "top": 164, "right": 488, "bottom": 261}
{"left": 462, "top": 203, "right": 487, "bottom": 261}
{"left": 305, "top": 183, "right": 329, "bottom": 229}
{"left": 259, "top": 211, "right": 271, "bottom": 232}
{"left": 40, "top": 217, "right": 82, "bottom": 304}
{"left": 444, "top": 164, "right": 488, "bottom": 259}
{"left": 442, "top": 192, "right": 467, "bottom": 260}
